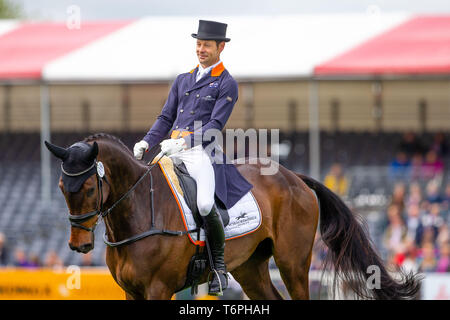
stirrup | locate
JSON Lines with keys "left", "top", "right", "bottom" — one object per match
{"left": 207, "top": 269, "right": 228, "bottom": 296}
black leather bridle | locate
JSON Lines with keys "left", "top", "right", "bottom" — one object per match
{"left": 66, "top": 154, "right": 199, "bottom": 248}
{"left": 64, "top": 160, "right": 106, "bottom": 233}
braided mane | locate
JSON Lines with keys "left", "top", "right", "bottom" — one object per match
{"left": 83, "top": 133, "right": 132, "bottom": 155}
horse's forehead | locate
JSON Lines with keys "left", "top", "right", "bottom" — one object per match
{"left": 61, "top": 142, "right": 94, "bottom": 171}
{"left": 61, "top": 142, "right": 97, "bottom": 192}
{"left": 69, "top": 142, "right": 91, "bottom": 152}
{"left": 66, "top": 142, "right": 91, "bottom": 158}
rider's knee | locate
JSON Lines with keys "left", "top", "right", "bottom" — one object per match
{"left": 198, "top": 200, "right": 214, "bottom": 216}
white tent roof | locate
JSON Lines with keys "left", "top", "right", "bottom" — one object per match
{"left": 0, "top": 20, "right": 19, "bottom": 36}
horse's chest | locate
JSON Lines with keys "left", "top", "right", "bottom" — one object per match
{"left": 107, "top": 254, "right": 141, "bottom": 293}
{"left": 118, "top": 262, "right": 139, "bottom": 284}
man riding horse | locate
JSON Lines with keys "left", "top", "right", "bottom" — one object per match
{"left": 133, "top": 20, "right": 253, "bottom": 296}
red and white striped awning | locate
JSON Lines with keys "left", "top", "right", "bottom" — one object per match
{"left": 314, "top": 15, "right": 450, "bottom": 76}
{"left": 0, "top": 20, "right": 132, "bottom": 80}
{"left": 0, "top": 14, "right": 449, "bottom": 81}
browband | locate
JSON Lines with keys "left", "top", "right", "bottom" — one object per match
{"left": 61, "top": 162, "right": 96, "bottom": 177}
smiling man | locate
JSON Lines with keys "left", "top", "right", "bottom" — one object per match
{"left": 133, "top": 20, "right": 253, "bottom": 296}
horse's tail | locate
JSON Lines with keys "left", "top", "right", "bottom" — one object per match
{"left": 298, "top": 174, "right": 422, "bottom": 300}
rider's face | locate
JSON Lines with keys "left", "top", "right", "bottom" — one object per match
{"left": 196, "top": 39, "right": 224, "bottom": 68}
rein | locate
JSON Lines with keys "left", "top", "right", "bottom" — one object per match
{"left": 68, "top": 153, "right": 199, "bottom": 248}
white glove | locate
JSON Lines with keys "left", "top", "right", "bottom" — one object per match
{"left": 160, "top": 138, "right": 186, "bottom": 156}
{"left": 133, "top": 140, "right": 149, "bottom": 160}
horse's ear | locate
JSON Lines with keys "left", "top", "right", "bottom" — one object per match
{"left": 89, "top": 142, "right": 99, "bottom": 160}
{"left": 45, "top": 141, "right": 68, "bottom": 161}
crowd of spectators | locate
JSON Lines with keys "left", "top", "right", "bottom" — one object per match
{"left": 389, "top": 132, "right": 447, "bottom": 182}
{"left": 0, "top": 233, "right": 102, "bottom": 269}
{"left": 383, "top": 132, "right": 449, "bottom": 273}
{"left": 308, "top": 179, "right": 450, "bottom": 298}
{"left": 380, "top": 180, "right": 450, "bottom": 273}
{"left": 311, "top": 132, "right": 450, "bottom": 276}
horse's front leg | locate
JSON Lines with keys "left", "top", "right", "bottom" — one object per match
{"left": 125, "top": 292, "right": 144, "bottom": 300}
{"left": 144, "top": 278, "right": 174, "bottom": 300}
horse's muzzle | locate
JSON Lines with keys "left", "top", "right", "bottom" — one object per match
{"left": 69, "top": 242, "right": 94, "bottom": 253}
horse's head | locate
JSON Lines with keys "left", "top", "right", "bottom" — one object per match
{"left": 45, "top": 140, "right": 110, "bottom": 254}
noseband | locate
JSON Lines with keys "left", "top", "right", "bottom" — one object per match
{"left": 66, "top": 153, "right": 199, "bottom": 248}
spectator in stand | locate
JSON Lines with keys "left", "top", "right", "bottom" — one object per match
{"left": 398, "top": 132, "right": 425, "bottom": 158}
{"left": 418, "top": 242, "right": 437, "bottom": 273}
{"left": 430, "top": 132, "right": 448, "bottom": 158}
{"left": 421, "top": 203, "right": 445, "bottom": 244}
{"left": 388, "top": 151, "right": 411, "bottom": 182}
{"left": 323, "top": 163, "right": 349, "bottom": 197}
{"left": 436, "top": 242, "right": 450, "bottom": 273}
{"left": 405, "top": 203, "right": 424, "bottom": 246}
{"left": 410, "top": 153, "right": 424, "bottom": 181}
{"left": 383, "top": 205, "right": 408, "bottom": 256}
{"left": 44, "top": 250, "right": 64, "bottom": 271}
{"left": 398, "top": 238, "right": 419, "bottom": 274}
{"left": 437, "top": 224, "right": 449, "bottom": 248}
{"left": 13, "top": 248, "right": 32, "bottom": 267}
{"left": 28, "top": 254, "right": 42, "bottom": 268}
{"left": 421, "top": 226, "right": 437, "bottom": 247}
{"left": 421, "top": 150, "right": 444, "bottom": 180}
{"left": 390, "top": 183, "right": 406, "bottom": 215}
{"left": 445, "top": 183, "right": 450, "bottom": 202}
{"left": 406, "top": 182, "right": 422, "bottom": 207}
{"left": 81, "top": 251, "right": 100, "bottom": 267}
{"left": 442, "top": 183, "right": 450, "bottom": 214}
{"left": 0, "top": 232, "right": 9, "bottom": 266}
{"left": 425, "top": 180, "right": 443, "bottom": 204}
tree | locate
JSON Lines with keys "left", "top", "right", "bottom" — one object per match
{"left": 0, "top": 0, "right": 22, "bottom": 19}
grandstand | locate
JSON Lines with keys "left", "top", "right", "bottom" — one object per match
{"left": 0, "top": 130, "right": 448, "bottom": 268}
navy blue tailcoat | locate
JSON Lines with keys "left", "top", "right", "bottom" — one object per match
{"left": 143, "top": 62, "right": 253, "bottom": 209}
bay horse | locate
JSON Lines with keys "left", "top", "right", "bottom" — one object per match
{"left": 46, "top": 133, "right": 421, "bottom": 300}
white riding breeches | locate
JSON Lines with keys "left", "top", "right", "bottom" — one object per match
{"left": 169, "top": 145, "right": 215, "bottom": 216}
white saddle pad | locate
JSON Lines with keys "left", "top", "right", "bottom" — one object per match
{"left": 158, "top": 162, "right": 262, "bottom": 246}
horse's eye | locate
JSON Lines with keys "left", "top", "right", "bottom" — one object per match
{"left": 86, "top": 187, "right": 95, "bottom": 197}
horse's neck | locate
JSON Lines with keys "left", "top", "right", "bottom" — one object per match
{"left": 100, "top": 143, "right": 151, "bottom": 242}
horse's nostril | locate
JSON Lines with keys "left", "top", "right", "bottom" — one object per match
{"left": 69, "top": 242, "right": 93, "bottom": 253}
{"left": 79, "top": 243, "right": 94, "bottom": 253}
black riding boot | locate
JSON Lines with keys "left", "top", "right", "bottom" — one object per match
{"left": 203, "top": 205, "right": 228, "bottom": 296}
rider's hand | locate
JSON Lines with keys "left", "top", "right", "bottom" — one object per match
{"left": 133, "top": 140, "right": 149, "bottom": 160}
{"left": 160, "top": 138, "right": 186, "bottom": 156}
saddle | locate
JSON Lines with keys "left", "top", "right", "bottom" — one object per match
{"left": 172, "top": 161, "right": 230, "bottom": 228}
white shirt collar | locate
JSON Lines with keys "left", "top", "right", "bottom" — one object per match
{"left": 196, "top": 60, "right": 222, "bottom": 82}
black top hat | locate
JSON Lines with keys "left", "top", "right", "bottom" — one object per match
{"left": 191, "top": 20, "right": 230, "bottom": 42}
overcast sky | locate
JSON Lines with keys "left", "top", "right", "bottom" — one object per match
{"left": 16, "top": 0, "right": 450, "bottom": 21}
